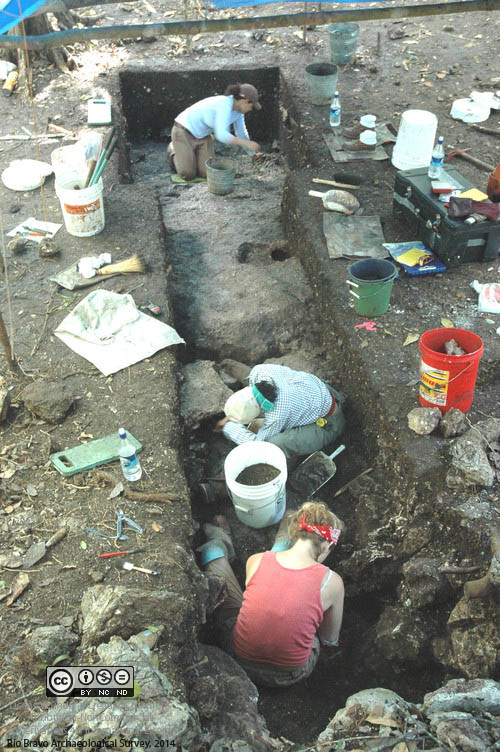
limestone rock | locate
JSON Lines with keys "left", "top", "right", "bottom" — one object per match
{"left": 180, "top": 360, "right": 232, "bottom": 429}
{"left": 449, "top": 435, "right": 494, "bottom": 487}
{"left": 21, "top": 379, "right": 75, "bottom": 424}
{"left": 375, "top": 604, "right": 430, "bottom": 661}
{"left": 0, "top": 386, "right": 10, "bottom": 422}
{"left": 319, "top": 687, "right": 411, "bottom": 741}
{"left": 432, "top": 715, "right": 492, "bottom": 752}
{"left": 400, "top": 557, "right": 451, "bottom": 608}
{"left": 443, "top": 597, "right": 500, "bottom": 678}
{"left": 440, "top": 407, "right": 467, "bottom": 438}
{"left": 81, "top": 580, "right": 201, "bottom": 649}
{"left": 217, "top": 358, "right": 251, "bottom": 386}
{"left": 407, "top": 407, "right": 441, "bottom": 435}
{"left": 423, "top": 677, "right": 500, "bottom": 715}
{"left": 19, "top": 626, "right": 79, "bottom": 675}
{"left": 3, "top": 629, "right": 201, "bottom": 746}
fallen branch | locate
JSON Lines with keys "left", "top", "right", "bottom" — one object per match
{"left": 439, "top": 565, "right": 481, "bottom": 574}
{"left": 334, "top": 467, "right": 373, "bottom": 497}
{"left": 0, "top": 133, "right": 66, "bottom": 141}
{"left": 471, "top": 124, "right": 500, "bottom": 137}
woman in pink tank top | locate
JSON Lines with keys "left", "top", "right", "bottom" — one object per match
{"left": 199, "top": 501, "right": 344, "bottom": 687}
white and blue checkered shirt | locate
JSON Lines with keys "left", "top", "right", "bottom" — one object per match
{"left": 222, "top": 364, "right": 332, "bottom": 445}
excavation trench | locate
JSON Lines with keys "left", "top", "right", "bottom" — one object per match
{"left": 122, "top": 67, "right": 446, "bottom": 742}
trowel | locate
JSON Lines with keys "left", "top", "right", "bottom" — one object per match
{"left": 290, "top": 444, "right": 346, "bottom": 497}
{"left": 22, "top": 526, "right": 69, "bottom": 569}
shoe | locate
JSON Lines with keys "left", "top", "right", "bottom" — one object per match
{"left": 342, "top": 139, "right": 376, "bottom": 152}
{"left": 171, "top": 174, "right": 207, "bottom": 184}
{"left": 342, "top": 123, "right": 364, "bottom": 139}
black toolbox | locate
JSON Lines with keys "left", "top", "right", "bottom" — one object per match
{"left": 393, "top": 167, "right": 500, "bottom": 267}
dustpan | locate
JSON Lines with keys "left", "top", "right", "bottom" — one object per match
{"left": 308, "top": 189, "right": 360, "bottom": 214}
{"left": 290, "top": 444, "right": 345, "bottom": 497}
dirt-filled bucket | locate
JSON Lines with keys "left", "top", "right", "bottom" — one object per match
{"left": 348, "top": 258, "right": 397, "bottom": 317}
{"left": 55, "top": 174, "right": 105, "bottom": 237}
{"left": 419, "top": 328, "right": 484, "bottom": 413}
{"left": 304, "top": 62, "right": 338, "bottom": 105}
{"left": 206, "top": 157, "right": 237, "bottom": 195}
{"left": 224, "top": 441, "right": 287, "bottom": 529}
{"left": 328, "top": 23, "right": 360, "bottom": 65}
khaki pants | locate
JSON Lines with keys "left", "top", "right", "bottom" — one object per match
{"left": 171, "top": 123, "right": 215, "bottom": 180}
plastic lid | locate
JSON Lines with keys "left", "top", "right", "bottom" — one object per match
{"left": 118, "top": 427, "right": 126, "bottom": 437}
{"left": 1, "top": 159, "right": 52, "bottom": 191}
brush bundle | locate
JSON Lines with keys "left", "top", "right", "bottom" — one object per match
{"left": 96, "top": 255, "right": 145, "bottom": 276}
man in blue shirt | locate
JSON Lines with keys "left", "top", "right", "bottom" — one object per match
{"left": 216, "top": 364, "right": 345, "bottom": 458}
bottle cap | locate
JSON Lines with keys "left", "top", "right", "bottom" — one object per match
{"left": 118, "top": 427, "right": 126, "bottom": 436}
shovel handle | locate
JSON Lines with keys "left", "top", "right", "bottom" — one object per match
{"left": 327, "top": 444, "right": 346, "bottom": 461}
{"left": 313, "top": 178, "right": 360, "bottom": 190}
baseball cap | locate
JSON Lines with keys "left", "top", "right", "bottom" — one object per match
{"left": 224, "top": 386, "right": 261, "bottom": 423}
{"left": 239, "top": 84, "right": 262, "bottom": 110}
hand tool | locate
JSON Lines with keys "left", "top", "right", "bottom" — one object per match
{"left": 446, "top": 148, "right": 494, "bottom": 172}
{"left": 99, "top": 548, "right": 145, "bottom": 558}
{"left": 123, "top": 561, "right": 158, "bottom": 576}
{"left": 308, "top": 189, "right": 360, "bottom": 214}
{"left": 116, "top": 509, "right": 143, "bottom": 541}
{"left": 312, "top": 177, "right": 360, "bottom": 190}
{"left": 22, "top": 526, "right": 69, "bottom": 568}
{"left": 290, "top": 444, "right": 346, "bottom": 497}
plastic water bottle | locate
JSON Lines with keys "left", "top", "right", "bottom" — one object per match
{"left": 428, "top": 136, "right": 445, "bottom": 179}
{"left": 329, "top": 91, "right": 341, "bottom": 128}
{"left": 118, "top": 427, "right": 142, "bottom": 482}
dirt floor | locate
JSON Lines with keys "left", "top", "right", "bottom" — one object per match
{"left": 0, "top": 0, "right": 499, "bottom": 745}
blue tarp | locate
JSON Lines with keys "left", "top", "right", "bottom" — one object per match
{"left": 1, "top": 0, "right": 48, "bottom": 34}
{"left": 210, "top": 0, "right": 387, "bottom": 8}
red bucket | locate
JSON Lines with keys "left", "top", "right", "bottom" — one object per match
{"left": 419, "top": 328, "right": 484, "bottom": 414}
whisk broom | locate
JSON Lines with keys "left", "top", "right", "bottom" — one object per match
{"left": 96, "top": 254, "right": 145, "bottom": 276}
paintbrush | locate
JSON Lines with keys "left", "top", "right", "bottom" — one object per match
{"left": 96, "top": 254, "right": 144, "bottom": 276}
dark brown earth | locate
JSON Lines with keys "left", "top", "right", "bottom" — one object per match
{"left": 236, "top": 463, "right": 281, "bottom": 485}
{"left": 0, "top": 0, "right": 499, "bottom": 746}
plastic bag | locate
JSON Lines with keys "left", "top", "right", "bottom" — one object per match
{"left": 471, "top": 280, "right": 500, "bottom": 313}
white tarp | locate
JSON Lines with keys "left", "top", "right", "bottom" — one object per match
{"left": 54, "top": 289, "right": 185, "bottom": 375}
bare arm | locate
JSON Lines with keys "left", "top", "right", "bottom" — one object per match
{"left": 319, "top": 571, "right": 344, "bottom": 645}
{"left": 245, "top": 552, "right": 265, "bottom": 586}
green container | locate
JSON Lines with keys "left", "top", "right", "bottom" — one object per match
{"left": 348, "top": 258, "right": 397, "bottom": 317}
{"left": 206, "top": 157, "right": 236, "bottom": 195}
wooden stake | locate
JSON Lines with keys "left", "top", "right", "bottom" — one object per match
{"left": 0, "top": 311, "right": 15, "bottom": 369}
{"left": 334, "top": 467, "right": 373, "bottom": 497}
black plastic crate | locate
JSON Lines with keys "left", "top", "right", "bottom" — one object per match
{"left": 393, "top": 167, "right": 500, "bottom": 267}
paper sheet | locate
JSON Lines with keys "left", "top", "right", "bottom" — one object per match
{"left": 7, "top": 217, "right": 61, "bottom": 243}
{"left": 54, "top": 289, "right": 185, "bottom": 375}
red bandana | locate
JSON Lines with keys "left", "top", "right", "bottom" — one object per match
{"left": 300, "top": 515, "right": 341, "bottom": 545}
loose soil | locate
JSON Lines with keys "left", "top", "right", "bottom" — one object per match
{"left": 236, "top": 462, "right": 281, "bottom": 485}
{"left": 0, "top": 0, "right": 499, "bottom": 745}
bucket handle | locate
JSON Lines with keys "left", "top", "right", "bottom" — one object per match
{"left": 447, "top": 360, "right": 475, "bottom": 384}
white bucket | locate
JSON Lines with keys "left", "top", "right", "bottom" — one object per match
{"left": 224, "top": 441, "right": 287, "bottom": 529}
{"left": 55, "top": 174, "right": 105, "bottom": 237}
{"left": 391, "top": 110, "right": 437, "bottom": 170}
{"left": 51, "top": 144, "right": 87, "bottom": 182}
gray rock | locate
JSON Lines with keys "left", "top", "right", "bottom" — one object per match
{"left": 0, "top": 386, "right": 10, "bottom": 422}
{"left": 2, "top": 629, "right": 201, "bottom": 746}
{"left": 449, "top": 436, "right": 495, "bottom": 487}
{"left": 400, "top": 557, "right": 451, "bottom": 608}
{"left": 407, "top": 407, "right": 441, "bottom": 435}
{"left": 319, "top": 687, "right": 411, "bottom": 741}
{"left": 19, "top": 625, "right": 79, "bottom": 674}
{"left": 440, "top": 407, "right": 467, "bottom": 438}
{"left": 81, "top": 579, "right": 201, "bottom": 648}
{"left": 218, "top": 358, "right": 251, "bottom": 385}
{"left": 180, "top": 360, "right": 233, "bottom": 429}
{"left": 21, "top": 379, "right": 75, "bottom": 424}
{"left": 423, "top": 678, "right": 500, "bottom": 715}
{"left": 375, "top": 604, "right": 430, "bottom": 661}
{"left": 432, "top": 716, "right": 492, "bottom": 751}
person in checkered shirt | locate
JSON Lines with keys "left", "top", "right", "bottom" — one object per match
{"left": 215, "top": 363, "right": 345, "bottom": 458}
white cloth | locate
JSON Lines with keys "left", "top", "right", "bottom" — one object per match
{"left": 175, "top": 95, "right": 249, "bottom": 144}
{"left": 54, "top": 290, "right": 185, "bottom": 375}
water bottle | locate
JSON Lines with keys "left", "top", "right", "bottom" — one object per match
{"left": 428, "top": 136, "right": 445, "bottom": 179}
{"left": 329, "top": 91, "right": 341, "bottom": 128}
{"left": 118, "top": 427, "right": 142, "bottom": 482}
